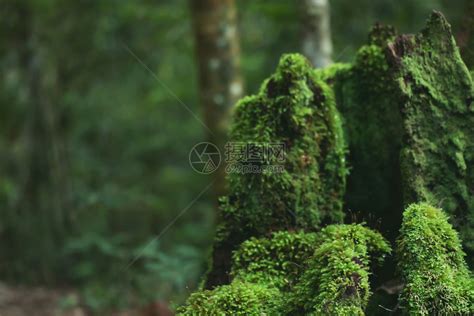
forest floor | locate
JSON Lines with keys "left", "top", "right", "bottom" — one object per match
{"left": 0, "top": 282, "right": 84, "bottom": 316}
{"left": 0, "top": 282, "right": 174, "bottom": 316}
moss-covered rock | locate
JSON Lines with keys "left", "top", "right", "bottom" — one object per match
{"left": 396, "top": 203, "right": 474, "bottom": 315}
{"left": 205, "top": 53, "right": 347, "bottom": 288}
{"left": 387, "top": 11, "right": 474, "bottom": 264}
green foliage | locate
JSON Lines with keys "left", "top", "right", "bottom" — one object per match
{"left": 177, "top": 280, "right": 283, "bottom": 316}
{"left": 62, "top": 230, "right": 204, "bottom": 310}
{"left": 397, "top": 203, "right": 474, "bottom": 315}
{"left": 231, "top": 231, "right": 318, "bottom": 290}
{"left": 287, "top": 224, "right": 390, "bottom": 315}
{"left": 390, "top": 11, "right": 474, "bottom": 264}
{"left": 205, "top": 53, "right": 347, "bottom": 288}
{"left": 0, "top": 1, "right": 213, "bottom": 310}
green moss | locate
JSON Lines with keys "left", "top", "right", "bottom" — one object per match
{"left": 227, "top": 53, "right": 347, "bottom": 229}
{"left": 177, "top": 280, "right": 283, "bottom": 316}
{"left": 318, "top": 24, "right": 404, "bottom": 243}
{"left": 205, "top": 53, "right": 347, "bottom": 288}
{"left": 183, "top": 13, "right": 474, "bottom": 314}
{"left": 313, "top": 62, "right": 351, "bottom": 83}
{"left": 231, "top": 231, "right": 317, "bottom": 290}
{"left": 182, "top": 225, "right": 389, "bottom": 315}
{"left": 286, "top": 224, "right": 391, "bottom": 315}
{"left": 396, "top": 203, "right": 474, "bottom": 315}
{"left": 388, "top": 11, "right": 474, "bottom": 264}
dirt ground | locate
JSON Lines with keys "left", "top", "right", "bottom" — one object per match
{"left": 0, "top": 283, "right": 85, "bottom": 316}
{"left": 0, "top": 283, "right": 174, "bottom": 316}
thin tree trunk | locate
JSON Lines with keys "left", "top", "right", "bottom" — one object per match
{"left": 190, "top": 0, "right": 244, "bottom": 200}
{"left": 457, "top": 0, "right": 474, "bottom": 69}
{"left": 13, "top": 29, "right": 70, "bottom": 282}
{"left": 300, "top": 0, "right": 333, "bottom": 68}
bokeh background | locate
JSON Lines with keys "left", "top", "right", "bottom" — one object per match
{"left": 0, "top": 0, "right": 471, "bottom": 314}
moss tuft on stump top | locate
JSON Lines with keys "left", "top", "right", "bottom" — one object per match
{"left": 224, "top": 53, "right": 347, "bottom": 233}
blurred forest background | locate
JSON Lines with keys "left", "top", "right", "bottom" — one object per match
{"left": 0, "top": 0, "right": 471, "bottom": 314}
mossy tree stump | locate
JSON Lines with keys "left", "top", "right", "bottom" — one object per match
{"left": 205, "top": 54, "right": 348, "bottom": 289}
{"left": 182, "top": 11, "right": 474, "bottom": 315}
{"left": 387, "top": 11, "right": 474, "bottom": 265}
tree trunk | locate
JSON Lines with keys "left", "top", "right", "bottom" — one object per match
{"left": 190, "top": 0, "right": 244, "bottom": 200}
{"left": 11, "top": 23, "right": 70, "bottom": 282}
{"left": 457, "top": 0, "right": 474, "bottom": 69}
{"left": 300, "top": 0, "right": 333, "bottom": 68}
{"left": 387, "top": 12, "right": 474, "bottom": 267}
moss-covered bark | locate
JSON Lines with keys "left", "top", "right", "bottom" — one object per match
{"left": 204, "top": 53, "right": 347, "bottom": 289}
{"left": 387, "top": 11, "right": 474, "bottom": 265}
{"left": 231, "top": 231, "right": 318, "bottom": 290}
{"left": 180, "top": 231, "right": 314, "bottom": 315}
{"left": 320, "top": 11, "right": 474, "bottom": 266}
{"left": 396, "top": 203, "right": 474, "bottom": 315}
{"left": 177, "top": 280, "right": 283, "bottom": 316}
{"left": 286, "top": 224, "right": 390, "bottom": 315}
{"left": 317, "top": 24, "right": 405, "bottom": 244}
{"left": 180, "top": 225, "right": 389, "bottom": 315}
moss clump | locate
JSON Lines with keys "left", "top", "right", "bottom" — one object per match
{"left": 227, "top": 53, "right": 347, "bottom": 231}
{"left": 388, "top": 11, "right": 474, "bottom": 264}
{"left": 205, "top": 53, "right": 347, "bottom": 288}
{"left": 177, "top": 280, "right": 283, "bottom": 316}
{"left": 181, "top": 226, "right": 389, "bottom": 315}
{"left": 231, "top": 231, "right": 318, "bottom": 290}
{"left": 314, "top": 62, "right": 351, "bottom": 83}
{"left": 396, "top": 203, "right": 474, "bottom": 315}
{"left": 286, "top": 224, "right": 391, "bottom": 315}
